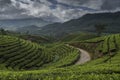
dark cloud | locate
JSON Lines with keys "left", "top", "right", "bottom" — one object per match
{"left": 57, "top": 0, "right": 120, "bottom": 10}
{"left": 101, "top": 0, "right": 120, "bottom": 10}
{"left": 0, "top": 0, "right": 11, "bottom": 7}
{"left": 0, "top": 0, "right": 120, "bottom": 22}
{"left": 57, "top": 0, "right": 89, "bottom": 5}
{"left": 57, "top": 0, "right": 102, "bottom": 9}
{"left": 0, "top": 7, "right": 25, "bottom": 15}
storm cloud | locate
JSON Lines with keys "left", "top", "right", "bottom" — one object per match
{"left": 0, "top": 0, "right": 120, "bottom": 22}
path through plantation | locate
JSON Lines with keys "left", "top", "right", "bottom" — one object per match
{"left": 75, "top": 48, "right": 91, "bottom": 65}
{"left": 66, "top": 44, "right": 91, "bottom": 65}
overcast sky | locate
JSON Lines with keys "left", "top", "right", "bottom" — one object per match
{"left": 0, "top": 0, "right": 120, "bottom": 22}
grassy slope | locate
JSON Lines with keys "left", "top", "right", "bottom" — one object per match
{"left": 61, "top": 32, "right": 97, "bottom": 42}
{"left": 0, "top": 35, "right": 79, "bottom": 70}
{"left": 19, "top": 34, "right": 50, "bottom": 44}
{"left": 0, "top": 34, "right": 120, "bottom": 80}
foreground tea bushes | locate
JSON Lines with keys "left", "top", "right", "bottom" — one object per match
{"left": 0, "top": 35, "right": 80, "bottom": 70}
{"left": 0, "top": 34, "right": 120, "bottom": 80}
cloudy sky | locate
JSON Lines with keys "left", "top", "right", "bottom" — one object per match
{"left": 0, "top": 0, "right": 120, "bottom": 22}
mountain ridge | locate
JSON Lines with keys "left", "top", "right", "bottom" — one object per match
{"left": 39, "top": 11, "right": 120, "bottom": 37}
{"left": 0, "top": 18, "right": 52, "bottom": 31}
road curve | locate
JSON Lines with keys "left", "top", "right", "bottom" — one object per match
{"left": 75, "top": 48, "right": 91, "bottom": 65}
{"left": 66, "top": 44, "right": 91, "bottom": 65}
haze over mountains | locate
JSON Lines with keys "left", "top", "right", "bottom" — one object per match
{"left": 15, "top": 11, "right": 120, "bottom": 37}
{"left": 0, "top": 11, "right": 120, "bottom": 38}
{"left": 1, "top": 0, "right": 120, "bottom": 80}
{"left": 0, "top": 18, "right": 52, "bottom": 31}
{"left": 0, "top": 0, "right": 120, "bottom": 30}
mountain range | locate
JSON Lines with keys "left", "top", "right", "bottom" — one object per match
{"left": 0, "top": 18, "right": 52, "bottom": 31}
{"left": 39, "top": 11, "right": 120, "bottom": 37}
{"left": 12, "top": 11, "right": 120, "bottom": 37}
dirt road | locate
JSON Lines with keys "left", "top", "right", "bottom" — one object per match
{"left": 75, "top": 48, "right": 91, "bottom": 65}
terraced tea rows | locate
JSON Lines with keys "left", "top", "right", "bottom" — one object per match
{"left": 0, "top": 35, "right": 80, "bottom": 70}
{"left": 0, "top": 34, "right": 120, "bottom": 80}
{"left": 70, "top": 34, "right": 120, "bottom": 58}
{"left": 43, "top": 44, "right": 80, "bottom": 68}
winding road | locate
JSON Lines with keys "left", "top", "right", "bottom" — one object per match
{"left": 66, "top": 44, "right": 91, "bottom": 65}
{"left": 75, "top": 48, "right": 91, "bottom": 65}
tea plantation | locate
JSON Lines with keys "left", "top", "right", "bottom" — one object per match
{"left": 0, "top": 34, "right": 120, "bottom": 80}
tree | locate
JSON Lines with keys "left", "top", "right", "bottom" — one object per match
{"left": 0, "top": 24, "right": 7, "bottom": 35}
{"left": 94, "top": 24, "right": 106, "bottom": 36}
{"left": 25, "top": 30, "right": 30, "bottom": 35}
{"left": 0, "top": 28, "right": 6, "bottom": 35}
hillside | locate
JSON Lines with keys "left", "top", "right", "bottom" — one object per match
{"left": 19, "top": 35, "right": 50, "bottom": 44}
{"left": 0, "top": 18, "right": 52, "bottom": 31}
{"left": 39, "top": 12, "right": 120, "bottom": 37}
{"left": 1, "top": 0, "right": 120, "bottom": 79}
{"left": 61, "top": 32, "right": 97, "bottom": 42}
{"left": 0, "top": 35, "right": 79, "bottom": 70}
{"left": 0, "top": 29, "right": 51, "bottom": 43}
{"left": 16, "top": 25, "right": 41, "bottom": 34}
{"left": 0, "top": 34, "right": 120, "bottom": 79}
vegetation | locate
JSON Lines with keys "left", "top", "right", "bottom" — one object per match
{"left": 61, "top": 32, "right": 97, "bottom": 42}
{"left": 0, "top": 35, "right": 79, "bottom": 70}
{"left": 0, "top": 33, "right": 120, "bottom": 80}
{"left": 18, "top": 34, "right": 50, "bottom": 44}
{"left": 38, "top": 12, "right": 120, "bottom": 37}
{"left": 0, "top": 28, "right": 6, "bottom": 35}
{"left": 94, "top": 24, "right": 106, "bottom": 36}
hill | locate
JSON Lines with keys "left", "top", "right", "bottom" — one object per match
{"left": 61, "top": 32, "right": 97, "bottom": 42}
{"left": 0, "top": 34, "right": 120, "bottom": 79}
{"left": 16, "top": 25, "right": 41, "bottom": 34}
{"left": 0, "top": 35, "right": 79, "bottom": 70}
{"left": 0, "top": 18, "right": 52, "bottom": 31}
{"left": 39, "top": 11, "right": 120, "bottom": 37}
{"left": 19, "top": 34, "right": 50, "bottom": 43}
{"left": 0, "top": 29, "right": 51, "bottom": 43}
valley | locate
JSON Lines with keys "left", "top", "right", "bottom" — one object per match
{"left": 0, "top": 3, "right": 120, "bottom": 79}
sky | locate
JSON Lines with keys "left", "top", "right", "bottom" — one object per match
{"left": 0, "top": 0, "right": 120, "bottom": 22}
